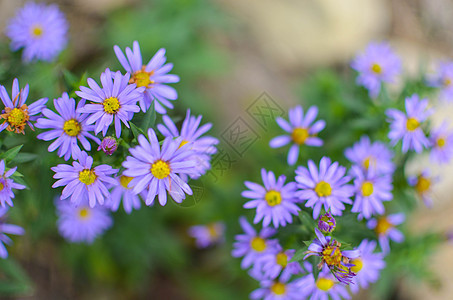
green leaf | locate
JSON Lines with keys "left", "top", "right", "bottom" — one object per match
{"left": 289, "top": 247, "right": 308, "bottom": 263}
{"left": 12, "top": 153, "right": 38, "bottom": 164}
{"left": 140, "top": 103, "right": 156, "bottom": 131}
{"left": 0, "top": 259, "right": 33, "bottom": 296}
{"left": 0, "top": 145, "right": 23, "bottom": 162}
{"left": 129, "top": 122, "right": 145, "bottom": 141}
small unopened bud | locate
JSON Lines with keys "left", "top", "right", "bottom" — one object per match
{"left": 318, "top": 212, "right": 336, "bottom": 233}
{"left": 98, "top": 136, "right": 118, "bottom": 155}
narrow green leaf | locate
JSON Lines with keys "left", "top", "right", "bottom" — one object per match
{"left": 0, "top": 145, "right": 23, "bottom": 162}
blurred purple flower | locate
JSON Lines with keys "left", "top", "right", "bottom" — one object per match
{"left": 0, "top": 207, "right": 25, "bottom": 258}
{"left": 188, "top": 222, "right": 225, "bottom": 249}
{"left": 408, "top": 169, "right": 437, "bottom": 207}
{"left": 250, "top": 277, "right": 301, "bottom": 300}
{"left": 108, "top": 175, "right": 142, "bottom": 214}
{"left": 427, "top": 62, "right": 453, "bottom": 102}
{"left": 0, "top": 160, "right": 26, "bottom": 208}
{"left": 367, "top": 213, "right": 405, "bottom": 254}
{"left": 429, "top": 121, "right": 453, "bottom": 164}
{"left": 253, "top": 244, "right": 304, "bottom": 281}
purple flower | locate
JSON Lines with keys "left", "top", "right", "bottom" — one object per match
{"left": 122, "top": 128, "right": 197, "bottom": 206}
{"left": 0, "top": 160, "right": 26, "bottom": 208}
{"left": 429, "top": 121, "right": 453, "bottom": 164}
{"left": 6, "top": 2, "right": 68, "bottom": 62}
{"left": 242, "top": 169, "right": 300, "bottom": 228}
{"left": 344, "top": 136, "right": 395, "bottom": 175}
{"left": 386, "top": 94, "right": 432, "bottom": 153}
{"left": 108, "top": 175, "right": 142, "bottom": 214}
{"left": 295, "top": 157, "right": 354, "bottom": 219}
{"left": 51, "top": 151, "right": 118, "bottom": 207}
{"left": 296, "top": 262, "right": 351, "bottom": 300}
{"left": 349, "top": 239, "right": 386, "bottom": 294}
{"left": 318, "top": 212, "right": 336, "bottom": 234}
{"left": 253, "top": 244, "right": 304, "bottom": 281}
{"left": 0, "top": 207, "right": 25, "bottom": 258}
{"left": 188, "top": 222, "right": 225, "bottom": 249}
{"left": 157, "top": 109, "right": 219, "bottom": 180}
{"left": 269, "top": 105, "right": 325, "bottom": 166}
{"left": 427, "top": 62, "right": 453, "bottom": 102}
{"left": 350, "top": 166, "right": 393, "bottom": 220}
{"left": 98, "top": 136, "right": 118, "bottom": 155}
{"left": 36, "top": 92, "right": 100, "bottom": 161}
{"left": 367, "top": 213, "right": 405, "bottom": 254}
{"left": 351, "top": 42, "right": 401, "bottom": 98}
{"left": 56, "top": 198, "right": 112, "bottom": 244}
{"left": 231, "top": 217, "right": 278, "bottom": 269}
{"left": 76, "top": 68, "right": 145, "bottom": 138}
{"left": 408, "top": 170, "right": 437, "bottom": 207}
{"left": 0, "top": 78, "right": 47, "bottom": 134}
{"left": 114, "top": 41, "right": 180, "bottom": 114}
{"left": 250, "top": 277, "right": 301, "bottom": 300}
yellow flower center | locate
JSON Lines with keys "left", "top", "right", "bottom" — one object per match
{"left": 130, "top": 68, "right": 154, "bottom": 88}
{"left": 415, "top": 176, "right": 430, "bottom": 194}
{"left": 151, "top": 160, "right": 171, "bottom": 179}
{"left": 375, "top": 217, "right": 393, "bottom": 235}
{"left": 78, "top": 169, "right": 97, "bottom": 185}
{"left": 444, "top": 78, "right": 452, "bottom": 87}
{"left": 0, "top": 182, "right": 4, "bottom": 191}
{"left": 271, "top": 282, "right": 286, "bottom": 295}
{"left": 315, "top": 181, "right": 332, "bottom": 197}
{"left": 291, "top": 127, "right": 309, "bottom": 145}
{"left": 31, "top": 25, "right": 43, "bottom": 38}
{"left": 250, "top": 237, "right": 266, "bottom": 252}
{"left": 322, "top": 246, "right": 342, "bottom": 266}
{"left": 276, "top": 252, "right": 288, "bottom": 268}
{"left": 361, "top": 181, "right": 374, "bottom": 197}
{"left": 178, "top": 140, "right": 189, "bottom": 149}
{"left": 363, "top": 156, "right": 376, "bottom": 170}
{"left": 120, "top": 175, "right": 133, "bottom": 189}
{"left": 103, "top": 97, "right": 120, "bottom": 114}
{"left": 78, "top": 208, "right": 90, "bottom": 220}
{"left": 350, "top": 258, "right": 363, "bottom": 273}
{"left": 371, "top": 63, "right": 382, "bottom": 74}
{"left": 406, "top": 117, "right": 420, "bottom": 131}
{"left": 437, "top": 137, "right": 446, "bottom": 148}
{"left": 7, "top": 108, "right": 27, "bottom": 127}
{"left": 63, "top": 119, "right": 81, "bottom": 137}
{"left": 316, "top": 277, "right": 335, "bottom": 291}
{"left": 208, "top": 224, "right": 219, "bottom": 238}
{"left": 265, "top": 190, "right": 282, "bottom": 206}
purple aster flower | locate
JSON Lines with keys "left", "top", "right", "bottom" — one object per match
{"left": 367, "top": 213, "right": 405, "bottom": 254}
{"left": 51, "top": 151, "right": 118, "bottom": 207}
{"left": 108, "top": 175, "right": 142, "bottom": 214}
{"left": 253, "top": 244, "right": 304, "bottom": 281}
{"left": 122, "top": 128, "right": 197, "bottom": 206}
{"left": 232, "top": 217, "right": 279, "bottom": 269}
{"left": 36, "top": 92, "right": 100, "bottom": 161}
{"left": 408, "top": 170, "right": 437, "bottom": 207}
{"left": 0, "top": 160, "right": 26, "bottom": 208}
{"left": 242, "top": 169, "right": 300, "bottom": 228}
{"left": 351, "top": 42, "right": 401, "bottom": 98}
{"left": 344, "top": 135, "right": 395, "bottom": 175}
{"left": 296, "top": 262, "right": 351, "bottom": 300}
{"left": 250, "top": 277, "right": 301, "bottom": 300}
{"left": 429, "top": 121, "right": 453, "bottom": 164}
{"left": 188, "top": 222, "right": 225, "bottom": 249}
{"left": 157, "top": 109, "right": 219, "bottom": 180}
{"left": 98, "top": 136, "right": 118, "bottom": 155}
{"left": 350, "top": 166, "right": 393, "bottom": 220}
{"left": 295, "top": 157, "right": 354, "bottom": 219}
{"left": 0, "top": 207, "right": 25, "bottom": 258}
{"left": 349, "top": 239, "right": 386, "bottom": 294}
{"left": 427, "top": 62, "right": 453, "bottom": 102}
{"left": 6, "top": 2, "right": 68, "bottom": 62}
{"left": 76, "top": 68, "right": 145, "bottom": 138}
{"left": 0, "top": 78, "right": 47, "bottom": 134}
{"left": 304, "top": 228, "right": 360, "bottom": 284}
{"left": 318, "top": 212, "right": 336, "bottom": 234}
{"left": 269, "top": 105, "right": 325, "bottom": 166}
{"left": 386, "top": 94, "right": 432, "bottom": 153}
{"left": 113, "top": 41, "right": 180, "bottom": 114}
{"left": 56, "top": 198, "right": 112, "bottom": 244}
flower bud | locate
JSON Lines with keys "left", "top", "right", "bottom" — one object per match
{"left": 318, "top": 212, "right": 336, "bottom": 234}
{"left": 98, "top": 136, "right": 118, "bottom": 155}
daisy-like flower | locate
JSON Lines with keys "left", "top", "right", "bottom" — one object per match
{"left": 0, "top": 78, "right": 47, "bottom": 134}
{"left": 98, "top": 136, "right": 118, "bottom": 155}
{"left": 408, "top": 170, "right": 437, "bottom": 207}
{"left": 386, "top": 94, "right": 432, "bottom": 153}
{"left": 367, "top": 213, "right": 405, "bottom": 254}
{"left": 76, "top": 68, "right": 145, "bottom": 138}
{"left": 295, "top": 157, "right": 354, "bottom": 219}
{"left": 269, "top": 105, "right": 325, "bottom": 166}
{"left": 304, "top": 228, "right": 359, "bottom": 284}
{"left": 56, "top": 198, "right": 113, "bottom": 244}
{"left": 351, "top": 42, "right": 401, "bottom": 98}
{"left": 114, "top": 41, "right": 180, "bottom": 114}
{"left": 250, "top": 277, "right": 301, "bottom": 300}
{"left": 429, "top": 122, "right": 453, "bottom": 164}
{"left": 0, "top": 207, "right": 25, "bottom": 258}
{"left": 427, "top": 62, "right": 453, "bottom": 102}
{"left": 188, "top": 222, "right": 225, "bottom": 249}
{"left": 232, "top": 217, "right": 278, "bottom": 269}
{"left": 0, "top": 160, "right": 26, "bottom": 208}
{"left": 350, "top": 166, "right": 393, "bottom": 220}
{"left": 349, "top": 239, "right": 386, "bottom": 294}
{"left": 344, "top": 136, "right": 395, "bottom": 175}
{"left": 253, "top": 244, "right": 304, "bottom": 281}
{"left": 157, "top": 109, "right": 219, "bottom": 180}
{"left": 36, "top": 92, "right": 100, "bottom": 161}
{"left": 318, "top": 212, "right": 336, "bottom": 234}
{"left": 122, "top": 128, "right": 197, "bottom": 206}
{"left": 296, "top": 262, "right": 351, "bottom": 300}
{"left": 242, "top": 169, "right": 300, "bottom": 228}
{"left": 51, "top": 151, "right": 118, "bottom": 207}
{"left": 6, "top": 2, "right": 68, "bottom": 62}
{"left": 108, "top": 175, "right": 142, "bottom": 214}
